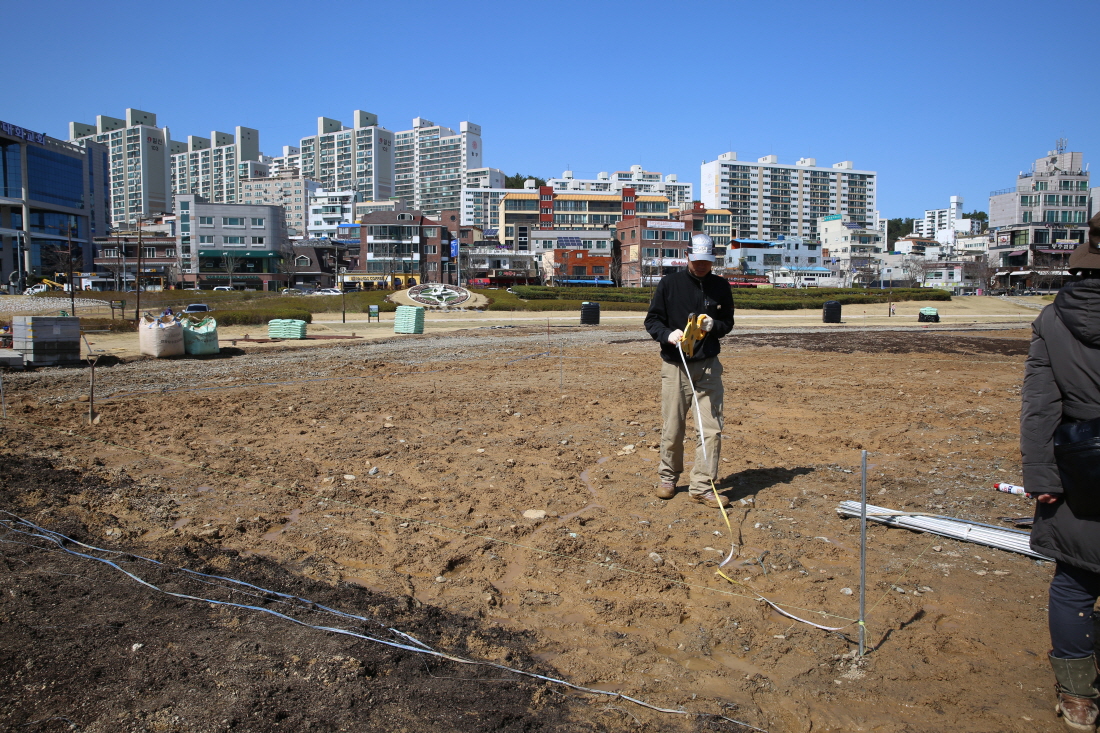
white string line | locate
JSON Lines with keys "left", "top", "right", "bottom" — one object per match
{"left": 0, "top": 513, "right": 767, "bottom": 732}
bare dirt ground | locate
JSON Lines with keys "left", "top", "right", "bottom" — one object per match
{"left": 0, "top": 320, "right": 1065, "bottom": 732}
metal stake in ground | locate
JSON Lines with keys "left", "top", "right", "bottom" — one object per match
{"left": 0, "top": 372, "right": 5, "bottom": 419}
{"left": 559, "top": 340, "right": 564, "bottom": 391}
{"left": 859, "top": 449, "right": 868, "bottom": 657}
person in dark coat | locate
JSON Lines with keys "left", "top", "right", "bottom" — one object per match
{"left": 1022, "top": 211, "right": 1100, "bottom": 730}
{"left": 643, "top": 233, "right": 735, "bottom": 508}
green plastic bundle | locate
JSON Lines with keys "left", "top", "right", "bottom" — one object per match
{"left": 393, "top": 305, "right": 425, "bottom": 334}
{"left": 268, "top": 319, "right": 308, "bottom": 339}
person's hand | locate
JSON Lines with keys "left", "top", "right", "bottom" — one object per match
{"left": 700, "top": 315, "right": 714, "bottom": 332}
{"left": 667, "top": 329, "right": 684, "bottom": 345}
{"left": 1036, "top": 493, "right": 1061, "bottom": 504}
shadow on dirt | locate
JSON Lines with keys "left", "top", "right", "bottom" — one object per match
{"left": 719, "top": 465, "right": 816, "bottom": 502}
{"left": 0, "top": 457, "right": 605, "bottom": 732}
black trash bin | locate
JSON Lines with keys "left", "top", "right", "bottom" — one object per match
{"left": 823, "top": 300, "right": 842, "bottom": 323}
{"left": 580, "top": 301, "right": 600, "bottom": 325}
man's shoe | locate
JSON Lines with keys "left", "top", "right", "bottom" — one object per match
{"left": 1056, "top": 693, "right": 1098, "bottom": 730}
{"left": 655, "top": 480, "right": 676, "bottom": 500}
{"left": 691, "top": 490, "right": 730, "bottom": 509}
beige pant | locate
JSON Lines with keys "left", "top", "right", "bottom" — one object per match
{"left": 659, "top": 357, "right": 724, "bottom": 496}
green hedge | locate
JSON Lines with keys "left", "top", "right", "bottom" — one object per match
{"left": 212, "top": 308, "right": 314, "bottom": 326}
{"left": 481, "top": 287, "right": 950, "bottom": 312}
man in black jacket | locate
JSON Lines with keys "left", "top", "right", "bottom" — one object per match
{"left": 1022, "top": 211, "right": 1100, "bottom": 730}
{"left": 644, "top": 233, "right": 735, "bottom": 508}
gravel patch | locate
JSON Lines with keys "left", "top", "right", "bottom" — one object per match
{"left": 0, "top": 296, "right": 106, "bottom": 315}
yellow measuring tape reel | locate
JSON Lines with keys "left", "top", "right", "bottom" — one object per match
{"left": 679, "top": 313, "right": 708, "bottom": 358}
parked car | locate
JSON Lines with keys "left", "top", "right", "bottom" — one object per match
{"left": 312, "top": 288, "right": 343, "bottom": 296}
{"left": 212, "top": 286, "right": 234, "bottom": 292}
{"left": 182, "top": 303, "right": 211, "bottom": 314}
{"left": 280, "top": 288, "right": 304, "bottom": 295}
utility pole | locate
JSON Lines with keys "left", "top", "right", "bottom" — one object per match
{"left": 135, "top": 218, "right": 143, "bottom": 320}
{"left": 65, "top": 221, "right": 76, "bottom": 315}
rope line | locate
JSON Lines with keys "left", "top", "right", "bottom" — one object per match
{"left": 0, "top": 512, "right": 766, "bottom": 731}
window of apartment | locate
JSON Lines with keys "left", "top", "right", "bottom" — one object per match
{"left": 542, "top": 241, "right": 554, "bottom": 249}
{"left": 643, "top": 248, "right": 659, "bottom": 257}
{"left": 141, "top": 247, "right": 156, "bottom": 258}
{"left": 199, "top": 235, "right": 214, "bottom": 243}
{"left": 592, "top": 266, "right": 606, "bottom": 275}
{"left": 250, "top": 218, "right": 264, "bottom": 226}
{"left": 807, "top": 257, "right": 817, "bottom": 264}
{"left": 643, "top": 230, "right": 659, "bottom": 239}
{"left": 199, "top": 216, "right": 213, "bottom": 225}
{"left": 295, "top": 256, "right": 310, "bottom": 267}
{"left": 1034, "top": 181, "right": 1048, "bottom": 191}
{"left": 423, "top": 227, "right": 438, "bottom": 237}
{"left": 179, "top": 201, "right": 189, "bottom": 211}
{"left": 251, "top": 237, "right": 265, "bottom": 244}
{"left": 223, "top": 217, "right": 244, "bottom": 226}
{"left": 165, "top": 248, "right": 176, "bottom": 257}
{"left": 1022, "top": 211, "right": 1033, "bottom": 223}
{"left": 423, "top": 244, "right": 437, "bottom": 254}
{"left": 223, "top": 236, "right": 245, "bottom": 244}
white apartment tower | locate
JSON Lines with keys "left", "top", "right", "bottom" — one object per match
{"left": 701, "top": 153, "right": 878, "bottom": 240}
{"left": 913, "top": 196, "right": 978, "bottom": 238}
{"left": 298, "top": 111, "right": 393, "bottom": 201}
{"left": 269, "top": 146, "right": 301, "bottom": 176}
{"left": 547, "top": 165, "right": 694, "bottom": 209}
{"left": 170, "top": 126, "right": 262, "bottom": 206}
{"left": 306, "top": 189, "right": 359, "bottom": 240}
{"left": 393, "top": 118, "right": 484, "bottom": 219}
{"left": 69, "top": 108, "right": 173, "bottom": 222}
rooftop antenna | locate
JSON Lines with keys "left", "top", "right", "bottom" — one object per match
{"left": 1055, "top": 137, "right": 1067, "bottom": 155}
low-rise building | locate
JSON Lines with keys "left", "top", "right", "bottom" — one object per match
{"left": 175, "top": 194, "right": 288, "bottom": 290}
{"left": 547, "top": 166, "right": 693, "bottom": 209}
{"left": 307, "top": 189, "right": 358, "bottom": 239}
{"left": 92, "top": 231, "right": 178, "bottom": 291}
{"left": 354, "top": 210, "right": 454, "bottom": 289}
{"left": 819, "top": 215, "right": 884, "bottom": 286}
{"left": 615, "top": 217, "right": 693, "bottom": 287}
{"left": 288, "top": 243, "right": 344, "bottom": 291}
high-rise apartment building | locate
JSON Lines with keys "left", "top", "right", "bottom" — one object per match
{"left": 457, "top": 167, "right": 507, "bottom": 229}
{"left": 241, "top": 172, "right": 320, "bottom": 237}
{"left": 701, "top": 153, "right": 878, "bottom": 241}
{"left": 269, "top": 146, "right": 301, "bottom": 176}
{"left": 393, "top": 118, "right": 484, "bottom": 218}
{"left": 547, "top": 165, "right": 694, "bottom": 209}
{"left": 69, "top": 108, "right": 173, "bottom": 222}
{"left": 2, "top": 119, "right": 110, "bottom": 285}
{"left": 298, "top": 111, "right": 393, "bottom": 201}
{"left": 170, "top": 126, "right": 262, "bottom": 206}
{"left": 913, "top": 196, "right": 979, "bottom": 238}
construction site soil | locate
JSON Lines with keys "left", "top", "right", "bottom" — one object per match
{"left": 0, "top": 323, "right": 1064, "bottom": 732}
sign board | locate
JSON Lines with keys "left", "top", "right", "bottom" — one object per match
{"left": 823, "top": 214, "right": 842, "bottom": 222}
{"left": 647, "top": 220, "right": 685, "bottom": 230}
{"left": 450, "top": 239, "right": 459, "bottom": 258}
{"left": 0, "top": 121, "right": 46, "bottom": 144}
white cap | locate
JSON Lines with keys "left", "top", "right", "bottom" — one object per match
{"left": 687, "top": 233, "right": 715, "bottom": 262}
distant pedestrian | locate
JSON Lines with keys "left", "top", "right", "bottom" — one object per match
{"left": 1022, "top": 211, "right": 1100, "bottom": 730}
{"left": 644, "top": 234, "right": 735, "bottom": 508}
{"left": 889, "top": 302, "right": 896, "bottom": 317}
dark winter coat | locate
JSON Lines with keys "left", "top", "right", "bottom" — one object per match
{"left": 644, "top": 269, "right": 735, "bottom": 364}
{"left": 1023, "top": 278, "right": 1100, "bottom": 572}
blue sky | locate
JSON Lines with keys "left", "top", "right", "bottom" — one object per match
{"left": 9, "top": 0, "right": 1098, "bottom": 218}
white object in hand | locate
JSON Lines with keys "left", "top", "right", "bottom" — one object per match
{"left": 700, "top": 315, "right": 714, "bottom": 332}
{"left": 667, "top": 329, "right": 684, "bottom": 345}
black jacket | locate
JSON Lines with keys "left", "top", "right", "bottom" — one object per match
{"left": 644, "top": 269, "right": 735, "bottom": 364}
{"left": 1023, "top": 278, "right": 1100, "bottom": 571}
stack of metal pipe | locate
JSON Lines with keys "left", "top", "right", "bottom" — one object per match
{"left": 836, "top": 501, "right": 1051, "bottom": 561}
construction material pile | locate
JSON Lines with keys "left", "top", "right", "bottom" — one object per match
{"left": 181, "top": 317, "right": 220, "bottom": 355}
{"left": 11, "top": 315, "right": 81, "bottom": 366}
{"left": 393, "top": 305, "right": 425, "bottom": 334}
{"left": 268, "top": 319, "right": 308, "bottom": 339}
{"left": 138, "top": 314, "right": 184, "bottom": 358}
{"left": 836, "top": 500, "right": 1049, "bottom": 560}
